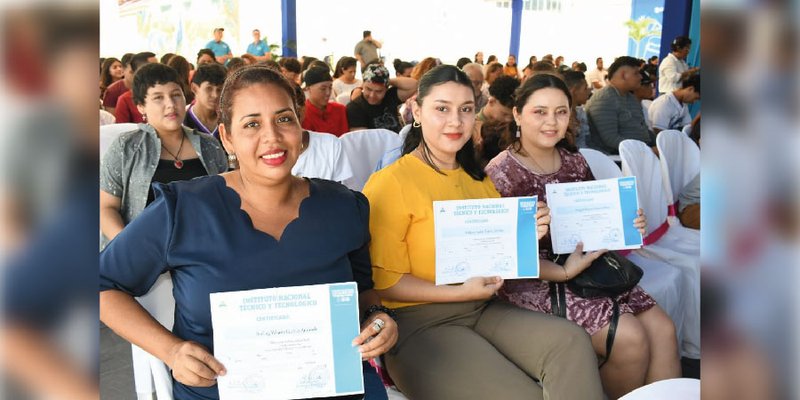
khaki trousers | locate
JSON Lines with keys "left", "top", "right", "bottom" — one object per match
{"left": 385, "top": 300, "right": 603, "bottom": 400}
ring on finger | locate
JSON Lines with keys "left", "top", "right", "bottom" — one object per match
{"left": 372, "top": 318, "right": 385, "bottom": 333}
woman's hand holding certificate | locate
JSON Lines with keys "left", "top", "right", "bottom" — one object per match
{"left": 634, "top": 209, "right": 647, "bottom": 236}
{"left": 459, "top": 276, "right": 505, "bottom": 300}
{"left": 535, "top": 201, "right": 551, "bottom": 240}
{"left": 166, "top": 340, "right": 227, "bottom": 387}
{"left": 561, "top": 242, "right": 607, "bottom": 281}
{"left": 353, "top": 313, "right": 398, "bottom": 360}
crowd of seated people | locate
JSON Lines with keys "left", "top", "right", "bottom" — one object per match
{"left": 100, "top": 36, "right": 700, "bottom": 399}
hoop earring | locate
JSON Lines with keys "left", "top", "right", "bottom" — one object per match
{"left": 515, "top": 126, "right": 521, "bottom": 138}
{"left": 412, "top": 120, "right": 421, "bottom": 128}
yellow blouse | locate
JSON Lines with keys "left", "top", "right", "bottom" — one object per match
{"left": 362, "top": 154, "right": 500, "bottom": 309}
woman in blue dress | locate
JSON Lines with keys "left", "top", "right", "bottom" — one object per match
{"left": 100, "top": 65, "right": 397, "bottom": 400}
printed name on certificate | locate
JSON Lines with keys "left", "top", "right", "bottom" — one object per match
{"left": 433, "top": 196, "right": 539, "bottom": 285}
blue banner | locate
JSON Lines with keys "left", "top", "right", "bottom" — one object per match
{"left": 627, "top": 0, "right": 665, "bottom": 60}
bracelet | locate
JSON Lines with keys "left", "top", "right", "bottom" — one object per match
{"left": 562, "top": 266, "right": 569, "bottom": 282}
{"left": 361, "top": 305, "right": 397, "bottom": 324}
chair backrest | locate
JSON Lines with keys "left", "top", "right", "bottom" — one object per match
{"left": 656, "top": 129, "right": 700, "bottom": 204}
{"left": 100, "top": 109, "right": 116, "bottom": 126}
{"left": 618, "top": 378, "right": 700, "bottom": 400}
{"left": 100, "top": 123, "right": 138, "bottom": 158}
{"left": 618, "top": 139, "right": 669, "bottom": 234}
{"left": 336, "top": 92, "right": 351, "bottom": 105}
{"left": 641, "top": 99, "right": 653, "bottom": 126}
{"left": 339, "top": 129, "right": 403, "bottom": 191}
{"left": 641, "top": 99, "right": 653, "bottom": 112}
{"left": 374, "top": 124, "right": 413, "bottom": 172}
{"left": 579, "top": 148, "right": 622, "bottom": 179}
{"left": 133, "top": 274, "right": 176, "bottom": 399}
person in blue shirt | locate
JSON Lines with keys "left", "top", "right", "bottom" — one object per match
{"left": 100, "top": 65, "right": 397, "bottom": 400}
{"left": 205, "top": 27, "right": 232, "bottom": 65}
{"left": 245, "top": 28, "right": 271, "bottom": 62}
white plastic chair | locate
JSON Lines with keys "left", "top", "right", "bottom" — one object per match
{"left": 100, "top": 123, "right": 138, "bottom": 158}
{"left": 578, "top": 148, "right": 686, "bottom": 347}
{"left": 374, "top": 124, "right": 413, "bottom": 172}
{"left": 336, "top": 92, "right": 352, "bottom": 106}
{"left": 681, "top": 124, "right": 692, "bottom": 137}
{"left": 618, "top": 378, "right": 700, "bottom": 400}
{"left": 656, "top": 130, "right": 700, "bottom": 227}
{"left": 100, "top": 109, "right": 116, "bottom": 126}
{"left": 619, "top": 139, "right": 700, "bottom": 358}
{"left": 387, "top": 387, "right": 409, "bottom": 399}
{"left": 339, "top": 129, "right": 403, "bottom": 191}
{"left": 132, "top": 274, "right": 176, "bottom": 400}
{"left": 579, "top": 148, "right": 622, "bottom": 180}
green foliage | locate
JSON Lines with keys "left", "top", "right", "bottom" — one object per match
{"left": 625, "top": 16, "right": 661, "bottom": 42}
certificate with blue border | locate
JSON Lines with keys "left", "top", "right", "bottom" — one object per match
{"left": 546, "top": 177, "right": 643, "bottom": 254}
{"left": 210, "top": 282, "right": 363, "bottom": 400}
{"left": 433, "top": 196, "right": 540, "bottom": 285}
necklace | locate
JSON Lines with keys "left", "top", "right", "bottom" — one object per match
{"left": 161, "top": 132, "right": 186, "bottom": 169}
{"left": 520, "top": 148, "right": 559, "bottom": 174}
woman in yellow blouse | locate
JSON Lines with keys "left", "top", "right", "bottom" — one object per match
{"left": 362, "top": 65, "right": 604, "bottom": 399}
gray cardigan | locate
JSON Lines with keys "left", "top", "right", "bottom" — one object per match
{"left": 100, "top": 123, "right": 227, "bottom": 227}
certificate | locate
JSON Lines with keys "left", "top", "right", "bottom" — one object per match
{"left": 546, "top": 177, "right": 643, "bottom": 254}
{"left": 210, "top": 282, "right": 363, "bottom": 400}
{"left": 433, "top": 197, "right": 540, "bottom": 285}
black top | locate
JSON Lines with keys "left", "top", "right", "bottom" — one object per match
{"left": 146, "top": 158, "right": 207, "bottom": 205}
{"left": 345, "top": 86, "right": 403, "bottom": 133}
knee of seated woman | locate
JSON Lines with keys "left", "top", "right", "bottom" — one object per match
{"left": 646, "top": 310, "right": 678, "bottom": 343}
{"left": 612, "top": 316, "right": 650, "bottom": 356}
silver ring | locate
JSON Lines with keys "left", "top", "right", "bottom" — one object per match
{"left": 372, "top": 318, "right": 385, "bottom": 333}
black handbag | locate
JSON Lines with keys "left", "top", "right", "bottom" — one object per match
{"left": 553, "top": 251, "right": 643, "bottom": 298}
{"left": 548, "top": 251, "right": 643, "bottom": 367}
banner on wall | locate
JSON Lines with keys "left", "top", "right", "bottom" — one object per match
{"left": 625, "top": 0, "right": 664, "bottom": 60}
{"left": 117, "top": 0, "right": 239, "bottom": 57}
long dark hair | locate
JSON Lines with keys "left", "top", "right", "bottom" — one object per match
{"left": 509, "top": 73, "right": 577, "bottom": 154}
{"left": 401, "top": 64, "right": 485, "bottom": 181}
{"left": 333, "top": 56, "right": 357, "bottom": 79}
{"left": 100, "top": 57, "right": 121, "bottom": 90}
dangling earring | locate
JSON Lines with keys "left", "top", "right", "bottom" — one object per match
{"left": 227, "top": 153, "right": 238, "bottom": 170}
{"left": 142, "top": 114, "right": 147, "bottom": 122}
{"left": 412, "top": 120, "right": 421, "bottom": 128}
{"left": 515, "top": 126, "right": 521, "bottom": 138}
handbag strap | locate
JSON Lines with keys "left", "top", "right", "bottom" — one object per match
{"left": 550, "top": 280, "right": 620, "bottom": 368}
{"left": 548, "top": 282, "right": 567, "bottom": 318}
{"left": 599, "top": 299, "right": 620, "bottom": 369}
